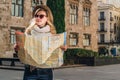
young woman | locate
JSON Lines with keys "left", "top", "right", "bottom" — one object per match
{"left": 23, "top": 5, "right": 67, "bottom": 80}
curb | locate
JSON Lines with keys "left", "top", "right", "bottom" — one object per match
{"left": 0, "top": 65, "right": 24, "bottom": 71}
{"left": 0, "top": 64, "right": 85, "bottom": 71}
{"left": 54, "top": 64, "right": 85, "bottom": 69}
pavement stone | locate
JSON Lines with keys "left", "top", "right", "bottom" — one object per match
{"left": 0, "top": 60, "right": 86, "bottom": 71}
{"left": 0, "top": 64, "right": 85, "bottom": 71}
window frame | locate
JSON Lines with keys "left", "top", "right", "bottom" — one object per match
{"left": 69, "top": 4, "right": 78, "bottom": 25}
{"left": 83, "top": 7, "right": 91, "bottom": 26}
{"left": 100, "top": 22, "right": 105, "bottom": 31}
{"left": 32, "top": 0, "right": 42, "bottom": 8}
{"left": 10, "top": 27, "right": 25, "bottom": 44}
{"left": 69, "top": 32, "right": 79, "bottom": 46}
{"left": 100, "top": 12, "right": 105, "bottom": 19}
{"left": 83, "top": 34, "right": 91, "bottom": 46}
{"left": 100, "top": 34, "right": 105, "bottom": 43}
{"left": 11, "top": 0, "right": 24, "bottom": 17}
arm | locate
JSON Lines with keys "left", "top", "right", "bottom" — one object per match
{"left": 60, "top": 32, "right": 67, "bottom": 51}
{"left": 60, "top": 45, "right": 67, "bottom": 51}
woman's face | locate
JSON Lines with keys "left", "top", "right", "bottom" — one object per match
{"left": 34, "top": 10, "right": 48, "bottom": 27}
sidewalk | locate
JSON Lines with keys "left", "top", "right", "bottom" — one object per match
{"left": 0, "top": 61, "right": 85, "bottom": 71}
{"left": 54, "top": 64, "right": 85, "bottom": 69}
{"left": 0, "top": 61, "right": 24, "bottom": 71}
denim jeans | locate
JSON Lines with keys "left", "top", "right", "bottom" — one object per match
{"left": 23, "top": 65, "right": 53, "bottom": 80}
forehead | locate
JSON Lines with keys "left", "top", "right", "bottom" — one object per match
{"left": 36, "top": 10, "right": 46, "bottom": 15}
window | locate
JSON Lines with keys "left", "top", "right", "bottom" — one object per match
{"left": 100, "top": 34, "right": 105, "bottom": 43}
{"left": 69, "top": 33, "right": 78, "bottom": 46}
{"left": 82, "top": 0, "right": 92, "bottom": 26}
{"left": 114, "top": 23, "right": 116, "bottom": 34}
{"left": 11, "top": 0, "right": 23, "bottom": 17}
{"left": 114, "top": 16, "right": 116, "bottom": 20}
{"left": 110, "top": 12, "right": 113, "bottom": 21}
{"left": 117, "top": 16, "right": 119, "bottom": 20}
{"left": 32, "top": 0, "right": 43, "bottom": 9}
{"left": 110, "top": 12, "right": 112, "bottom": 17}
{"left": 110, "top": 23, "right": 112, "bottom": 29}
{"left": 100, "top": 12, "right": 105, "bottom": 19}
{"left": 110, "top": 33, "right": 112, "bottom": 41}
{"left": 10, "top": 27, "right": 24, "bottom": 44}
{"left": 100, "top": 23, "right": 105, "bottom": 31}
{"left": 69, "top": 4, "right": 78, "bottom": 25}
{"left": 83, "top": 34, "right": 91, "bottom": 46}
{"left": 83, "top": 8, "right": 90, "bottom": 26}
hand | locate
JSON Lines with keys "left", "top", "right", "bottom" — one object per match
{"left": 14, "top": 43, "right": 20, "bottom": 51}
{"left": 60, "top": 45, "right": 67, "bottom": 51}
{"left": 29, "top": 18, "right": 36, "bottom": 27}
{"left": 25, "top": 18, "right": 36, "bottom": 35}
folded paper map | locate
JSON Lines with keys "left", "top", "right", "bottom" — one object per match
{"left": 16, "top": 32, "right": 66, "bottom": 68}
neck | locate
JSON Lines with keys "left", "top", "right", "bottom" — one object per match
{"left": 37, "top": 23, "right": 46, "bottom": 28}
{"left": 38, "top": 25, "right": 45, "bottom": 28}
{"left": 33, "top": 25, "right": 50, "bottom": 33}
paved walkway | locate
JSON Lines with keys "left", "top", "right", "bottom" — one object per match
{"left": 0, "top": 61, "right": 85, "bottom": 71}
{"left": 54, "top": 64, "right": 120, "bottom": 80}
{"left": 1, "top": 64, "right": 120, "bottom": 80}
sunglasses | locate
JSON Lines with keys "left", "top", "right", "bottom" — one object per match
{"left": 34, "top": 14, "right": 46, "bottom": 19}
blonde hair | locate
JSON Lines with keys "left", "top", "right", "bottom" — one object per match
{"left": 25, "top": 5, "right": 56, "bottom": 35}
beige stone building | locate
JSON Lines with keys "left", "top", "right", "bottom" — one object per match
{"left": 98, "top": 0, "right": 120, "bottom": 8}
{"left": 98, "top": 1, "right": 120, "bottom": 55}
{"left": 65, "top": 0, "right": 98, "bottom": 52}
{"left": 0, "top": 0, "right": 98, "bottom": 57}
{"left": 0, "top": 0, "right": 46, "bottom": 57}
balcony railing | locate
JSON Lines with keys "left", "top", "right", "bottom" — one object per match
{"left": 98, "top": 41, "right": 106, "bottom": 44}
{"left": 110, "top": 17, "right": 114, "bottom": 21}
{"left": 98, "top": 17, "right": 105, "bottom": 21}
{"left": 110, "top": 28, "right": 114, "bottom": 33}
{"left": 98, "top": 40, "right": 120, "bottom": 45}
{"left": 98, "top": 28, "right": 107, "bottom": 32}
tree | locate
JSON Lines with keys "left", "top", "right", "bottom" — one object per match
{"left": 47, "top": 0, "right": 65, "bottom": 33}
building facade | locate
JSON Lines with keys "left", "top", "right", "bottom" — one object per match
{"left": 0, "top": 0, "right": 30, "bottom": 54}
{"left": 65, "top": 0, "right": 98, "bottom": 51}
{"left": 98, "top": 1, "right": 120, "bottom": 55}
{"left": 0, "top": 0, "right": 98, "bottom": 57}
{"left": 98, "top": 0, "right": 120, "bottom": 8}
{"left": 0, "top": 0, "right": 47, "bottom": 55}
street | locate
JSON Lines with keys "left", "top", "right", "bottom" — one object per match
{"left": 1, "top": 64, "right": 120, "bottom": 80}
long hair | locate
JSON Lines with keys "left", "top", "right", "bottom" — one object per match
{"left": 25, "top": 5, "right": 56, "bottom": 34}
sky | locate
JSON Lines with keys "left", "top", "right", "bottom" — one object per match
{"left": 98, "top": 0, "right": 120, "bottom": 8}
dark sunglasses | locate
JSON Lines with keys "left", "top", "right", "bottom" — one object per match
{"left": 34, "top": 14, "right": 46, "bottom": 19}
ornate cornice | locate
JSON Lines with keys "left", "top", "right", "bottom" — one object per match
{"left": 82, "top": 0, "right": 92, "bottom": 8}
{"left": 68, "top": 0, "right": 79, "bottom": 5}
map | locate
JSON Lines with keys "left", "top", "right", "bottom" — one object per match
{"left": 16, "top": 32, "right": 66, "bottom": 68}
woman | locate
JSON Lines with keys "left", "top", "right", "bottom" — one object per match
{"left": 23, "top": 5, "right": 67, "bottom": 80}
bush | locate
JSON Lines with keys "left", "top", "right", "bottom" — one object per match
{"left": 47, "top": 0, "right": 65, "bottom": 33}
{"left": 64, "top": 48, "right": 98, "bottom": 59}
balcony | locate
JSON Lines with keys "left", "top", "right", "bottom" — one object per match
{"left": 98, "top": 41, "right": 107, "bottom": 44}
{"left": 110, "top": 17, "right": 114, "bottom": 21}
{"left": 98, "top": 17, "right": 105, "bottom": 21}
{"left": 98, "top": 40, "right": 120, "bottom": 45}
{"left": 98, "top": 41, "right": 113, "bottom": 45}
{"left": 98, "top": 29, "right": 107, "bottom": 32}
{"left": 110, "top": 28, "right": 114, "bottom": 33}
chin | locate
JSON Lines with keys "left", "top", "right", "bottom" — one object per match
{"left": 36, "top": 23, "right": 42, "bottom": 26}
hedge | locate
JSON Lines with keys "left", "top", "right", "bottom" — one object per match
{"left": 47, "top": 0, "right": 65, "bottom": 33}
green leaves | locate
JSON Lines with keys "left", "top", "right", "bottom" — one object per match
{"left": 47, "top": 0, "right": 65, "bottom": 33}
{"left": 64, "top": 48, "right": 98, "bottom": 57}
